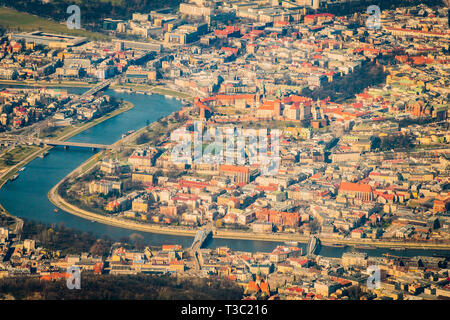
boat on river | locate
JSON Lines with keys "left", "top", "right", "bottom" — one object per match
{"left": 39, "top": 151, "right": 49, "bottom": 158}
{"left": 355, "top": 244, "right": 377, "bottom": 250}
{"left": 328, "top": 243, "right": 347, "bottom": 248}
{"left": 389, "top": 247, "right": 406, "bottom": 251}
{"left": 9, "top": 174, "right": 19, "bottom": 182}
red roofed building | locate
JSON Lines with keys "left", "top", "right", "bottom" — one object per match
{"left": 433, "top": 196, "right": 450, "bottom": 213}
{"left": 385, "top": 27, "right": 450, "bottom": 39}
{"left": 93, "top": 262, "right": 104, "bottom": 274}
{"left": 221, "top": 47, "right": 239, "bottom": 56}
{"left": 339, "top": 181, "right": 373, "bottom": 201}
{"left": 245, "top": 280, "right": 270, "bottom": 296}
{"left": 255, "top": 208, "right": 300, "bottom": 228}
{"left": 304, "top": 13, "right": 334, "bottom": 25}
{"left": 215, "top": 26, "right": 241, "bottom": 38}
{"left": 220, "top": 164, "right": 250, "bottom": 184}
{"left": 40, "top": 272, "right": 71, "bottom": 281}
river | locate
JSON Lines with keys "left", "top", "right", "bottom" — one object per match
{"left": 0, "top": 86, "right": 448, "bottom": 258}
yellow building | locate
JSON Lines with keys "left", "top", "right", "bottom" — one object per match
{"left": 132, "top": 198, "right": 149, "bottom": 213}
{"left": 132, "top": 172, "right": 154, "bottom": 186}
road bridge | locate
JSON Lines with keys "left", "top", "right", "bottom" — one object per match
{"left": 40, "top": 139, "right": 112, "bottom": 150}
{"left": 79, "top": 78, "right": 115, "bottom": 100}
{"left": 190, "top": 224, "right": 213, "bottom": 270}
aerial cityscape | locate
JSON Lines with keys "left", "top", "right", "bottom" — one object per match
{"left": 0, "top": 0, "right": 449, "bottom": 303}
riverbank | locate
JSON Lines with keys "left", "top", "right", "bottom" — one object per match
{"left": 49, "top": 180, "right": 450, "bottom": 250}
{"left": 110, "top": 84, "right": 193, "bottom": 101}
{"left": 0, "top": 79, "right": 194, "bottom": 102}
{"left": 0, "top": 101, "right": 134, "bottom": 189}
{"left": 0, "top": 203, "right": 23, "bottom": 235}
{"left": 49, "top": 153, "right": 450, "bottom": 250}
{"left": 0, "top": 79, "right": 92, "bottom": 88}
{"left": 48, "top": 172, "right": 197, "bottom": 237}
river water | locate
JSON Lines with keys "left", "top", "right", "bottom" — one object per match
{"left": 0, "top": 86, "right": 448, "bottom": 258}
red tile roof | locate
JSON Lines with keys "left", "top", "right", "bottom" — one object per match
{"left": 339, "top": 181, "right": 372, "bottom": 193}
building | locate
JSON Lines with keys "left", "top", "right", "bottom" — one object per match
{"left": 125, "top": 67, "right": 158, "bottom": 83}
{"left": 341, "top": 252, "right": 368, "bottom": 268}
{"left": 132, "top": 198, "right": 149, "bottom": 213}
{"left": 252, "top": 221, "right": 274, "bottom": 233}
{"left": 11, "top": 31, "right": 87, "bottom": 48}
{"left": 100, "top": 159, "right": 121, "bottom": 175}
{"left": 164, "top": 24, "right": 207, "bottom": 45}
{"left": 128, "top": 148, "right": 156, "bottom": 171}
{"left": 132, "top": 172, "right": 154, "bottom": 186}
{"left": 111, "top": 39, "right": 162, "bottom": 53}
{"left": 338, "top": 182, "right": 374, "bottom": 202}
{"left": 0, "top": 227, "right": 9, "bottom": 242}
{"left": 219, "top": 164, "right": 250, "bottom": 184}
{"left": 179, "top": 2, "right": 214, "bottom": 18}
{"left": 433, "top": 196, "right": 450, "bottom": 213}
{"left": 314, "top": 280, "right": 341, "bottom": 297}
{"left": 23, "top": 239, "right": 35, "bottom": 251}
{"left": 89, "top": 180, "right": 113, "bottom": 195}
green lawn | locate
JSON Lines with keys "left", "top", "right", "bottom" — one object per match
{"left": 0, "top": 7, "right": 109, "bottom": 41}
{"left": 0, "top": 145, "right": 39, "bottom": 169}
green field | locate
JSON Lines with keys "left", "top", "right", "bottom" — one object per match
{"left": 0, "top": 145, "right": 39, "bottom": 169}
{"left": 0, "top": 7, "right": 109, "bottom": 41}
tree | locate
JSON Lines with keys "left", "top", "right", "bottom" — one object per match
{"left": 380, "top": 133, "right": 414, "bottom": 151}
{"left": 89, "top": 239, "right": 112, "bottom": 257}
{"left": 135, "top": 133, "right": 150, "bottom": 145}
{"left": 3, "top": 153, "right": 14, "bottom": 166}
{"left": 119, "top": 236, "right": 130, "bottom": 244}
{"left": 310, "top": 219, "right": 320, "bottom": 233}
{"left": 370, "top": 136, "right": 381, "bottom": 150}
{"left": 129, "top": 233, "right": 145, "bottom": 250}
{"left": 344, "top": 286, "right": 363, "bottom": 300}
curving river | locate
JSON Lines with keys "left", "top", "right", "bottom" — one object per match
{"left": 0, "top": 86, "right": 448, "bottom": 258}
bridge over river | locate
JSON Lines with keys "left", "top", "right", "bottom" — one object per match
{"left": 190, "top": 224, "right": 213, "bottom": 270}
{"left": 40, "top": 139, "right": 112, "bottom": 150}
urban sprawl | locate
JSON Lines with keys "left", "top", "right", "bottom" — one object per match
{"left": 0, "top": 0, "right": 449, "bottom": 300}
